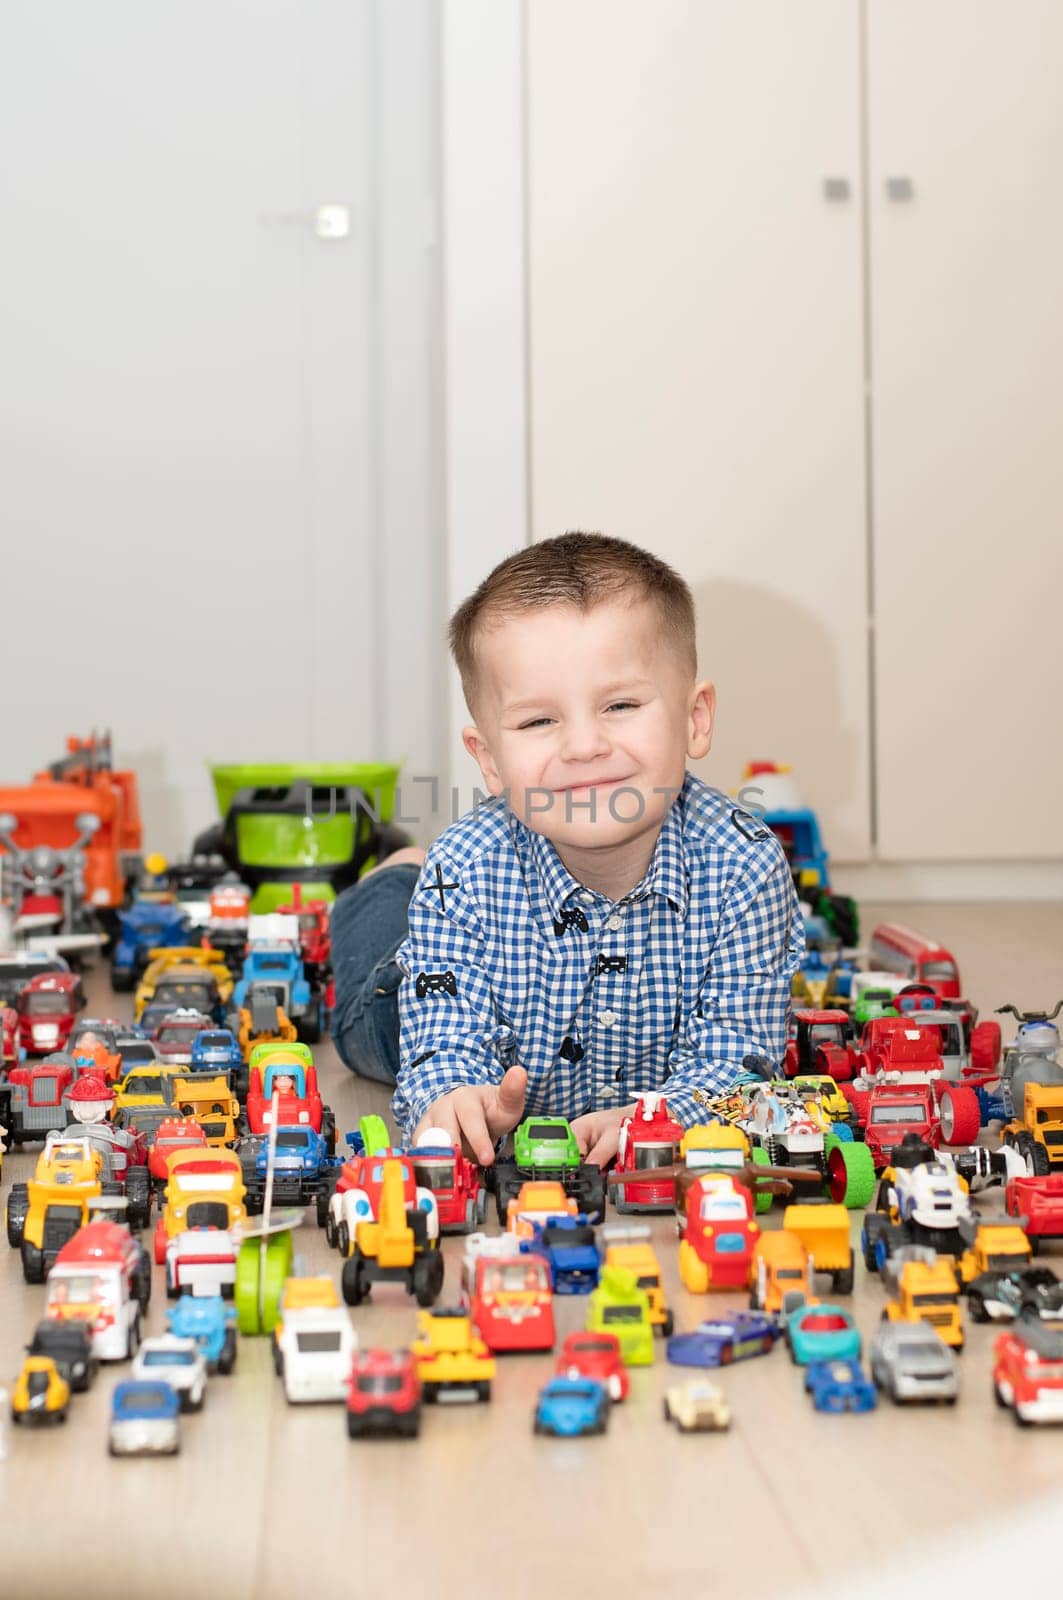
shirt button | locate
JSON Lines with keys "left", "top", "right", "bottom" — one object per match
{"left": 606, "top": 914, "right": 623, "bottom": 931}
{"left": 579, "top": 891, "right": 595, "bottom": 905}
{"left": 599, "top": 1010, "right": 617, "bottom": 1027}
{"left": 599, "top": 1086, "right": 616, "bottom": 1102}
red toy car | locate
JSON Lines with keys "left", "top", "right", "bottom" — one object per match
{"left": 612, "top": 1095, "right": 684, "bottom": 1213}
{"left": 1007, "top": 1175, "right": 1063, "bottom": 1251}
{"left": 1, "top": 1004, "right": 18, "bottom": 1067}
{"left": 15, "top": 972, "right": 85, "bottom": 1056}
{"left": 784, "top": 1010, "right": 854, "bottom": 1080}
{"left": 410, "top": 1134, "right": 488, "bottom": 1233}
{"left": 147, "top": 1119, "right": 210, "bottom": 1192}
{"left": 556, "top": 1330, "right": 629, "bottom": 1401}
{"left": 245, "top": 1053, "right": 335, "bottom": 1152}
{"left": 152, "top": 1009, "right": 215, "bottom": 1069}
{"left": 993, "top": 1316, "right": 1063, "bottom": 1425}
{"left": 346, "top": 1348, "right": 421, "bottom": 1438}
{"left": 470, "top": 1252, "right": 556, "bottom": 1353}
{"left": 869, "top": 922, "right": 961, "bottom": 1000}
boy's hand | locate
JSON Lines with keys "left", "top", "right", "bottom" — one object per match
{"left": 413, "top": 1066, "right": 528, "bottom": 1167}
{"left": 570, "top": 1103, "right": 639, "bottom": 1168}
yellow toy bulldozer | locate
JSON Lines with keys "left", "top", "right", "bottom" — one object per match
{"left": 339, "top": 1157, "right": 444, "bottom": 1309}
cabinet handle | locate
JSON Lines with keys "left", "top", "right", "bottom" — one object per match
{"left": 822, "top": 176, "right": 851, "bottom": 202}
{"left": 885, "top": 176, "right": 915, "bottom": 202}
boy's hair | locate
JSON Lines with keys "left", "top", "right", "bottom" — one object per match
{"left": 449, "top": 530, "right": 697, "bottom": 716}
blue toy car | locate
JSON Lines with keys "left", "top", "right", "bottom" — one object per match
{"left": 533, "top": 1377, "right": 610, "bottom": 1438}
{"left": 111, "top": 901, "right": 190, "bottom": 992}
{"left": 666, "top": 1312, "right": 781, "bottom": 1368}
{"left": 109, "top": 1380, "right": 181, "bottom": 1456}
{"left": 189, "top": 1027, "right": 245, "bottom": 1099}
{"left": 166, "top": 1293, "right": 238, "bottom": 1374}
{"left": 236, "top": 1126, "right": 341, "bottom": 1217}
{"left": 525, "top": 1217, "right": 600, "bottom": 1295}
{"left": 784, "top": 1298, "right": 861, "bottom": 1367}
{"left": 753, "top": 765, "right": 859, "bottom": 946}
{"left": 804, "top": 1359, "right": 877, "bottom": 1414}
{"left": 232, "top": 947, "right": 316, "bottom": 1041}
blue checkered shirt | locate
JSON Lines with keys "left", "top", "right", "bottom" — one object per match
{"left": 391, "top": 771, "right": 804, "bottom": 1140}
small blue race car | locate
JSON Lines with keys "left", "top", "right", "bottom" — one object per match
{"left": 667, "top": 1312, "right": 781, "bottom": 1369}
{"left": 189, "top": 1027, "right": 243, "bottom": 1077}
{"left": 804, "top": 1359, "right": 877, "bottom": 1414}
{"left": 166, "top": 1293, "right": 238, "bottom": 1374}
{"left": 784, "top": 1299, "right": 861, "bottom": 1367}
{"left": 533, "top": 1377, "right": 610, "bottom": 1438}
{"left": 526, "top": 1217, "right": 600, "bottom": 1295}
{"left": 109, "top": 1381, "right": 181, "bottom": 1457}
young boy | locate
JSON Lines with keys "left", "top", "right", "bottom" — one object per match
{"left": 331, "top": 531, "right": 804, "bottom": 1167}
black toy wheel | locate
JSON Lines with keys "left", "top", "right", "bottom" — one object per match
{"left": 324, "top": 1213, "right": 338, "bottom": 1249}
{"left": 337, "top": 1220, "right": 350, "bottom": 1257}
{"left": 341, "top": 1255, "right": 370, "bottom": 1306}
{"left": 832, "top": 1253, "right": 855, "bottom": 1296}
{"left": 968, "top": 1292, "right": 989, "bottom": 1324}
{"left": 1032, "top": 1143, "right": 1051, "bottom": 1177}
{"left": 346, "top": 1413, "right": 364, "bottom": 1439}
{"left": 218, "top": 1330, "right": 237, "bottom": 1375}
{"left": 412, "top": 1249, "right": 444, "bottom": 1307}
{"left": 21, "top": 1242, "right": 45, "bottom": 1284}
{"left": 661, "top": 1311, "right": 675, "bottom": 1338}
{"left": 6, "top": 1184, "right": 29, "bottom": 1248}
{"left": 476, "top": 1381, "right": 491, "bottom": 1403}
{"left": 110, "top": 969, "right": 135, "bottom": 993}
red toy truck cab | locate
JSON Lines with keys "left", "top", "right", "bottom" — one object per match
{"left": 556, "top": 1331, "right": 629, "bottom": 1401}
{"left": 45, "top": 1219, "right": 151, "bottom": 1362}
{"left": 784, "top": 1010, "right": 854, "bottom": 1081}
{"left": 1007, "top": 1175, "right": 1063, "bottom": 1250}
{"left": 245, "top": 1056, "right": 334, "bottom": 1151}
{"left": 16, "top": 973, "right": 85, "bottom": 1056}
{"left": 678, "top": 1175, "right": 760, "bottom": 1292}
{"left": 852, "top": 1017, "right": 945, "bottom": 1083}
{"left": 5, "top": 1052, "right": 78, "bottom": 1145}
{"left": 994, "top": 1319, "right": 1063, "bottom": 1424}
{"left": 410, "top": 1136, "right": 488, "bottom": 1233}
{"left": 276, "top": 886, "right": 331, "bottom": 975}
{"left": 1, "top": 1004, "right": 18, "bottom": 1067}
{"left": 612, "top": 1095, "right": 684, "bottom": 1213}
{"left": 869, "top": 923, "right": 961, "bottom": 1001}
{"left": 148, "top": 1119, "right": 210, "bottom": 1190}
{"left": 346, "top": 1348, "right": 421, "bottom": 1438}
{"left": 851, "top": 1083, "right": 940, "bottom": 1171}
{"left": 471, "top": 1252, "right": 556, "bottom": 1353}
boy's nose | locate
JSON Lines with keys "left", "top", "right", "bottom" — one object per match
{"left": 558, "top": 719, "right": 611, "bottom": 764}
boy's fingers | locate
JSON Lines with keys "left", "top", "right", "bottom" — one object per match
{"left": 489, "top": 1065, "right": 528, "bottom": 1137}
{"left": 585, "top": 1127, "right": 619, "bottom": 1167}
{"left": 416, "top": 1104, "right": 461, "bottom": 1149}
{"left": 452, "top": 1092, "right": 496, "bottom": 1166}
{"left": 569, "top": 1113, "right": 594, "bottom": 1156}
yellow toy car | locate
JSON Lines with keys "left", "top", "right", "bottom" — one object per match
{"left": 792, "top": 1074, "right": 852, "bottom": 1127}
{"left": 1002, "top": 1082, "right": 1063, "bottom": 1175}
{"left": 134, "top": 950, "right": 231, "bottom": 1024}
{"left": 6, "top": 1137, "right": 105, "bottom": 1283}
{"left": 600, "top": 1225, "right": 674, "bottom": 1336}
{"left": 12, "top": 1356, "right": 71, "bottom": 1426}
{"left": 957, "top": 1222, "right": 1032, "bottom": 1285}
{"left": 112, "top": 1064, "right": 182, "bottom": 1122}
{"left": 170, "top": 1074, "right": 240, "bottom": 1146}
{"left": 411, "top": 1307, "right": 495, "bottom": 1401}
{"left": 153, "top": 1146, "right": 248, "bottom": 1263}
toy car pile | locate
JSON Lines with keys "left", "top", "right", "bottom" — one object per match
{"left": 4, "top": 750, "right": 1063, "bottom": 1448}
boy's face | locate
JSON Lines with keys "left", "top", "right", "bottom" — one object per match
{"left": 462, "top": 596, "right": 715, "bottom": 855}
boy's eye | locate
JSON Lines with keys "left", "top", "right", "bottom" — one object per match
{"left": 518, "top": 702, "right": 639, "bottom": 731}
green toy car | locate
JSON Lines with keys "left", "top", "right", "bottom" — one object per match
{"left": 586, "top": 1266, "right": 655, "bottom": 1366}
{"left": 490, "top": 1117, "right": 607, "bottom": 1224}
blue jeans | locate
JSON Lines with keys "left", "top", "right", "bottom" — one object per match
{"left": 330, "top": 863, "right": 420, "bottom": 1087}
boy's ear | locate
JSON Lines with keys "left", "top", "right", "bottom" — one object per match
{"left": 687, "top": 680, "right": 716, "bottom": 760}
{"left": 462, "top": 724, "right": 506, "bottom": 796}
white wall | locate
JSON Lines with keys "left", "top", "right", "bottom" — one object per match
{"left": 0, "top": 0, "right": 445, "bottom": 857}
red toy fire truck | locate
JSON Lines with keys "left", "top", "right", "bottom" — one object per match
{"left": 410, "top": 1131, "right": 488, "bottom": 1233}
{"left": 612, "top": 1095, "right": 684, "bottom": 1213}
{"left": 45, "top": 1218, "right": 152, "bottom": 1362}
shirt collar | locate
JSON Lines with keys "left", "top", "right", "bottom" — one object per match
{"left": 522, "top": 781, "right": 690, "bottom": 923}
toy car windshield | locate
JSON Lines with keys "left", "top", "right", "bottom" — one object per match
{"left": 525, "top": 1123, "right": 568, "bottom": 1142}
{"left": 870, "top": 1104, "right": 926, "bottom": 1124}
{"left": 355, "top": 1373, "right": 403, "bottom": 1395}
{"left": 601, "top": 1306, "right": 643, "bottom": 1324}
{"left": 631, "top": 1143, "right": 676, "bottom": 1168}
{"left": 141, "top": 1349, "right": 196, "bottom": 1367}
{"left": 21, "top": 993, "right": 68, "bottom": 1016}
{"left": 411, "top": 1156, "right": 456, "bottom": 1190}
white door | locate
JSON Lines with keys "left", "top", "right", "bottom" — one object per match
{"left": 0, "top": 4, "right": 442, "bottom": 853}
{"left": 527, "top": 0, "right": 872, "bottom": 860}
{"left": 868, "top": 0, "right": 1063, "bottom": 860}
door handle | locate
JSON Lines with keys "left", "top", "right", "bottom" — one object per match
{"left": 884, "top": 176, "right": 915, "bottom": 202}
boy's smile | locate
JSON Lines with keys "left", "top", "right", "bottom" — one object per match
{"left": 462, "top": 595, "right": 715, "bottom": 899}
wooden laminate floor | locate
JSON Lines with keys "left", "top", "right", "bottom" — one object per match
{"left": 1, "top": 901, "right": 1061, "bottom": 1600}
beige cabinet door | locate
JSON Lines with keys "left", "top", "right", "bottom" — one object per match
{"left": 869, "top": 0, "right": 1063, "bottom": 860}
{"left": 527, "top": 0, "right": 872, "bottom": 860}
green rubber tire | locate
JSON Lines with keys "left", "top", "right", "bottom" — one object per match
{"left": 750, "top": 1145, "right": 773, "bottom": 1214}
{"left": 234, "top": 1230, "right": 294, "bottom": 1336}
{"left": 824, "top": 1135, "right": 876, "bottom": 1210}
